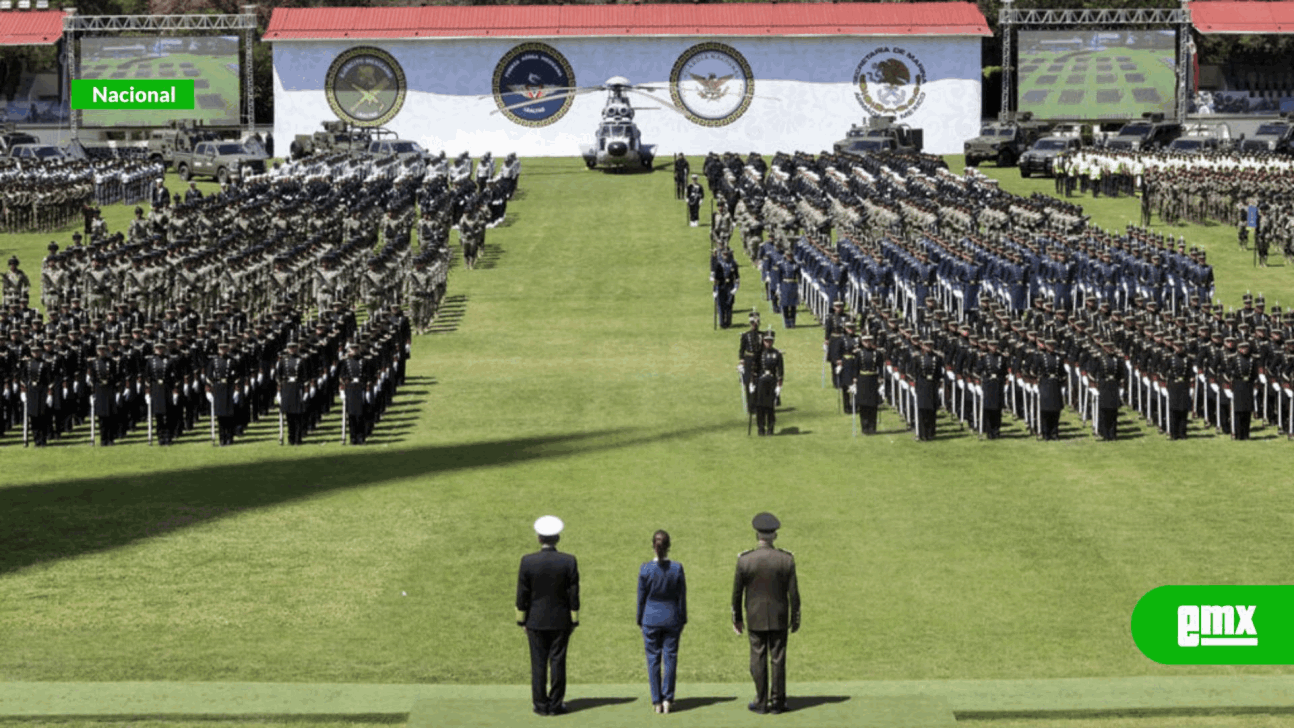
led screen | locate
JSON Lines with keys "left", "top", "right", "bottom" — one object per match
{"left": 79, "top": 35, "right": 239, "bottom": 127}
{"left": 1017, "top": 30, "right": 1176, "bottom": 121}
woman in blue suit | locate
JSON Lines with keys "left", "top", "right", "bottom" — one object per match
{"left": 637, "top": 529, "right": 687, "bottom": 714}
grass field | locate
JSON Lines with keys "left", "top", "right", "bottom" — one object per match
{"left": 1, "top": 154, "right": 1294, "bottom": 725}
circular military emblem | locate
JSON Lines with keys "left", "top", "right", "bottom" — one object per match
{"left": 492, "top": 42, "right": 575, "bottom": 128}
{"left": 853, "top": 47, "right": 927, "bottom": 119}
{"left": 325, "top": 47, "right": 407, "bottom": 127}
{"left": 670, "top": 43, "right": 754, "bottom": 127}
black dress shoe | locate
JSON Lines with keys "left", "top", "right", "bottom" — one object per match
{"left": 533, "top": 707, "right": 549, "bottom": 717}
{"left": 748, "top": 701, "right": 766, "bottom": 714}
{"left": 549, "top": 703, "right": 568, "bottom": 716}
{"left": 768, "top": 703, "right": 786, "bottom": 714}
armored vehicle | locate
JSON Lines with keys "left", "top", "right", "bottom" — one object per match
{"left": 963, "top": 113, "right": 1052, "bottom": 168}
{"left": 1166, "top": 122, "right": 1233, "bottom": 155}
{"left": 1018, "top": 135, "right": 1083, "bottom": 178}
{"left": 1103, "top": 113, "right": 1182, "bottom": 152}
{"left": 834, "top": 116, "right": 923, "bottom": 155}
{"left": 289, "top": 120, "right": 380, "bottom": 160}
{"left": 1240, "top": 116, "right": 1294, "bottom": 154}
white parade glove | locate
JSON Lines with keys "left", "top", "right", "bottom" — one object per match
{"left": 775, "top": 385, "right": 782, "bottom": 397}
{"left": 848, "top": 384, "right": 857, "bottom": 395}
{"left": 733, "top": 282, "right": 740, "bottom": 293}
{"left": 834, "top": 364, "right": 842, "bottom": 374}
{"left": 46, "top": 395, "right": 53, "bottom": 407}
{"left": 749, "top": 384, "right": 755, "bottom": 394}
{"left": 275, "top": 393, "right": 281, "bottom": 405}
{"left": 713, "top": 290, "right": 718, "bottom": 299}
{"left": 19, "top": 391, "right": 25, "bottom": 403}
{"left": 737, "top": 364, "right": 744, "bottom": 374}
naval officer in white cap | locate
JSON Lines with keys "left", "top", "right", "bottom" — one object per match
{"left": 516, "top": 515, "right": 581, "bottom": 716}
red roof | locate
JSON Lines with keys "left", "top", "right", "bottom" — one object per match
{"left": 0, "top": 10, "right": 63, "bottom": 46}
{"left": 1193, "top": 1, "right": 1294, "bottom": 33}
{"left": 265, "top": 3, "right": 990, "bottom": 41}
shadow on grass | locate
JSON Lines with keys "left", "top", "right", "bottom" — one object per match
{"left": 564, "top": 697, "right": 637, "bottom": 713}
{"left": 668, "top": 697, "right": 737, "bottom": 712}
{"left": 784, "top": 695, "right": 851, "bottom": 712}
{"left": 0, "top": 423, "right": 731, "bottom": 576}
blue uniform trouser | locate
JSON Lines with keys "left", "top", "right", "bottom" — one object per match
{"left": 643, "top": 626, "right": 682, "bottom": 704}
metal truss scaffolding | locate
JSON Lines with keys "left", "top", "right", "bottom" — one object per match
{"left": 63, "top": 9, "right": 258, "bottom": 135}
{"left": 999, "top": 1, "right": 1193, "bottom": 121}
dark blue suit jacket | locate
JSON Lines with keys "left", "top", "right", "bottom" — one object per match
{"left": 637, "top": 559, "right": 687, "bottom": 629}
{"left": 517, "top": 545, "right": 580, "bottom": 630}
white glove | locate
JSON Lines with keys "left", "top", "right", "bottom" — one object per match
{"left": 775, "top": 386, "right": 782, "bottom": 397}
{"left": 737, "top": 365, "right": 745, "bottom": 375}
{"left": 275, "top": 393, "right": 281, "bottom": 405}
{"left": 749, "top": 384, "right": 755, "bottom": 394}
{"left": 848, "top": 384, "right": 857, "bottom": 395}
{"left": 733, "top": 282, "right": 740, "bottom": 293}
{"left": 19, "top": 391, "right": 25, "bottom": 403}
{"left": 46, "top": 395, "right": 53, "bottom": 407}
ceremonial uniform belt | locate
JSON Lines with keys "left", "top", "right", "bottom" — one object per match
{"left": 860, "top": 371, "right": 878, "bottom": 376}
{"left": 153, "top": 379, "right": 165, "bottom": 385}
{"left": 843, "top": 354, "right": 856, "bottom": 359}
{"left": 350, "top": 378, "right": 361, "bottom": 384}
{"left": 287, "top": 378, "right": 298, "bottom": 382}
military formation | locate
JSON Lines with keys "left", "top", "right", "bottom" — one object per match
{"left": 0, "top": 147, "right": 521, "bottom": 447}
{"left": 701, "top": 147, "right": 1294, "bottom": 442}
{"left": 0, "top": 154, "right": 161, "bottom": 233}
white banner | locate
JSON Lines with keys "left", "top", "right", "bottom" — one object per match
{"left": 273, "top": 35, "right": 982, "bottom": 157}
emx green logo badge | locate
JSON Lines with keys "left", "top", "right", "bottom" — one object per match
{"left": 1132, "top": 586, "right": 1293, "bottom": 664}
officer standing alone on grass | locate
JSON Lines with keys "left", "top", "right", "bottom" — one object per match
{"left": 686, "top": 175, "right": 705, "bottom": 227}
{"left": 732, "top": 512, "right": 799, "bottom": 715}
{"left": 517, "top": 515, "right": 580, "bottom": 717}
{"left": 751, "top": 330, "right": 784, "bottom": 436}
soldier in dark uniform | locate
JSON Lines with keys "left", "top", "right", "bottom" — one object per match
{"left": 276, "top": 341, "right": 311, "bottom": 445}
{"left": 1095, "top": 339, "right": 1124, "bottom": 441}
{"left": 750, "top": 330, "right": 784, "bottom": 436}
{"left": 834, "top": 320, "right": 860, "bottom": 414}
{"left": 737, "top": 311, "right": 762, "bottom": 412}
{"left": 852, "top": 333, "right": 883, "bottom": 435}
{"left": 1230, "top": 339, "right": 1258, "bottom": 440}
{"left": 674, "top": 154, "right": 689, "bottom": 200}
{"left": 911, "top": 339, "right": 941, "bottom": 441}
{"left": 1164, "top": 338, "right": 1192, "bottom": 440}
{"left": 87, "top": 343, "right": 118, "bottom": 446}
{"left": 1036, "top": 338, "right": 1065, "bottom": 441}
{"left": 777, "top": 249, "right": 800, "bottom": 328}
{"left": 686, "top": 174, "right": 704, "bottom": 227}
{"left": 20, "top": 344, "right": 52, "bottom": 446}
{"left": 339, "top": 342, "right": 368, "bottom": 445}
{"left": 146, "top": 342, "right": 177, "bottom": 444}
{"left": 205, "top": 341, "right": 239, "bottom": 446}
{"left": 732, "top": 512, "right": 799, "bottom": 715}
{"left": 711, "top": 247, "right": 740, "bottom": 329}
{"left": 516, "top": 515, "right": 580, "bottom": 717}
{"left": 976, "top": 338, "right": 1008, "bottom": 439}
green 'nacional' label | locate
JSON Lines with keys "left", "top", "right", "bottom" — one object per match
{"left": 71, "top": 79, "right": 194, "bottom": 110}
{"left": 1132, "top": 585, "right": 1294, "bottom": 664}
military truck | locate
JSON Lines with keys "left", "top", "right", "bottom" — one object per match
{"left": 963, "top": 112, "right": 1052, "bottom": 168}
{"left": 1103, "top": 113, "right": 1182, "bottom": 152}
{"left": 1166, "top": 122, "right": 1233, "bottom": 155}
{"left": 833, "top": 116, "right": 923, "bottom": 155}
{"left": 1240, "top": 115, "right": 1294, "bottom": 154}
{"left": 289, "top": 120, "right": 381, "bottom": 160}
{"left": 177, "top": 138, "right": 270, "bottom": 183}
{"left": 1018, "top": 135, "right": 1083, "bottom": 178}
{"left": 0, "top": 123, "right": 39, "bottom": 155}
{"left": 147, "top": 120, "right": 267, "bottom": 183}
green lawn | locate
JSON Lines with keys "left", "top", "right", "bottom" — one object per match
{"left": 1, "top": 155, "right": 1292, "bottom": 699}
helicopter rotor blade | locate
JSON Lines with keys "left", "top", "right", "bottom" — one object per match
{"left": 625, "top": 88, "right": 689, "bottom": 116}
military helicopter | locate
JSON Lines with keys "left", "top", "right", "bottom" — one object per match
{"left": 491, "top": 76, "right": 684, "bottom": 172}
